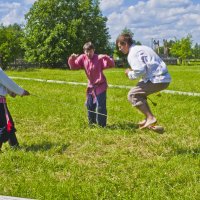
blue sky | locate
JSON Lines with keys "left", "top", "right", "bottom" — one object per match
{"left": 1, "top": 0, "right": 200, "bottom": 46}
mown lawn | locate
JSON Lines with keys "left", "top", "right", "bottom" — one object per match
{"left": 0, "top": 65, "right": 199, "bottom": 200}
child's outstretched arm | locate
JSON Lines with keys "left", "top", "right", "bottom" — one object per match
{"left": 0, "top": 68, "right": 30, "bottom": 97}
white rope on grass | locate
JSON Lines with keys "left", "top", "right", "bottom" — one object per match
{"left": 161, "top": 89, "right": 200, "bottom": 97}
{"left": 31, "top": 94, "right": 108, "bottom": 117}
{"left": 31, "top": 93, "right": 135, "bottom": 125}
{"left": 10, "top": 76, "right": 200, "bottom": 97}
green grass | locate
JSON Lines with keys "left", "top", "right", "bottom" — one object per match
{"left": 0, "top": 65, "right": 199, "bottom": 200}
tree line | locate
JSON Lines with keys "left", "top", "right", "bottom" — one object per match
{"left": 0, "top": 0, "right": 200, "bottom": 68}
{"left": 0, "top": 0, "right": 112, "bottom": 68}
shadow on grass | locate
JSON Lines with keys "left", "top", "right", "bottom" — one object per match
{"left": 106, "top": 122, "right": 138, "bottom": 131}
{"left": 176, "top": 147, "right": 200, "bottom": 156}
{"left": 23, "top": 142, "right": 70, "bottom": 153}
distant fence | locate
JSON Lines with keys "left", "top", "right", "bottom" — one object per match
{"left": 185, "top": 59, "right": 200, "bottom": 65}
{"left": 114, "top": 57, "right": 178, "bottom": 67}
{"left": 3, "top": 58, "right": 200, "bottom": 70}
{"left": 162, "top": 57, "right": 178, "bottom": 65}
{"left": 1, "top": 62, "right": 68, "bottom": 70}
{"left": 114, "top": 60, "right": 126, "bottom": 68}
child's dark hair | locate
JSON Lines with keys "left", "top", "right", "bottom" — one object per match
{"left": 116, "top": 33, "right": 134, "bottom": 47}
{"left": 83, "top": 42, "right": 95, "bottom": 51}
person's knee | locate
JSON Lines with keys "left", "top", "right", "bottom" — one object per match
{"left": 127, "top": 93, "right": 135, "bottom": 103}
{"left": 127, "top": 92, "right": 137, "bottom": 105}
{"left": 128, "top": 87, "right": 139, "bottom": 103}
{"left": 127, "top": 93, "right": 146, "bottom": 107}
{"left": 128, "top": 86, "right": 147, "bottom": 107}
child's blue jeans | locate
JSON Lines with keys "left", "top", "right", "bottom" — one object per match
{"left": 86, "top": 91, "right": 107, "bottom": 127}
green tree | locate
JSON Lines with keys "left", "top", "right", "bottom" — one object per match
{"left": 170, "top": 35, "right": 192, "bottom": 64}
{"left": 192, "top": 43, "right": 200, "bottom": 59}
{"left": 22, "top": 0, "right": 111, "bottom": 65}
{"left": 160, "top": 39, "right": 175, "bottom": 57}
{"left": 121, "top": 27, "right": 141, "bottom": 45}
{"left": 0, "top": 24, "right": 24, "bottom": 66}
{"left": 166, "top": 39, "right": 175, "bottom": 57}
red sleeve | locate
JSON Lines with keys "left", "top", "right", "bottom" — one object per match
{"left": 102, "top": 56, "right": 115, "bottom": 70}
{"left": 68, "top": 54, "right": 84, "bottom": 70}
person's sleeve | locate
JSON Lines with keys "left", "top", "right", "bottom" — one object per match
{"left": 68, "top": 55, "right": 84, "bottom": 70}
{"left": 128, "top": 51, "right": 147, "bottom": 80}
{"left": 0, "top": 68, "right": 24, "bottom": 95}
{"left": 102, "top": 56, "right": 115, "bottom": 69}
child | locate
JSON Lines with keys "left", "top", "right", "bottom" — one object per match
{"left": 0, "top": 67, "right": 30, "bottom": 150}
{"left": 68, "top": 42, "right": 115, "bottom": 127}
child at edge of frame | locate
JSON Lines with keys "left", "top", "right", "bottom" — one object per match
{"left": 0, "top": 67, "right": 30, "bottom": 151}
{"left": 68, "top": 41, "right": 115, "bottom": 127}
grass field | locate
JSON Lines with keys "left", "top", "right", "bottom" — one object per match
{"left": 0, "top": 65, "right": 199, "bottom": 200}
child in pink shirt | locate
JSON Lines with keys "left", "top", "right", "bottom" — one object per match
{"left": 68, "top": 42, "right": 115, "bottom": 127}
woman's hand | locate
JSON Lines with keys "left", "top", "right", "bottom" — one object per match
{"left": 22, "top": 90, "right": 30, "bottom": 96}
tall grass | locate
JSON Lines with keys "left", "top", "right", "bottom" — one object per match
{"left": 0, "top": 65, "right": 199, "bottom": 200}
